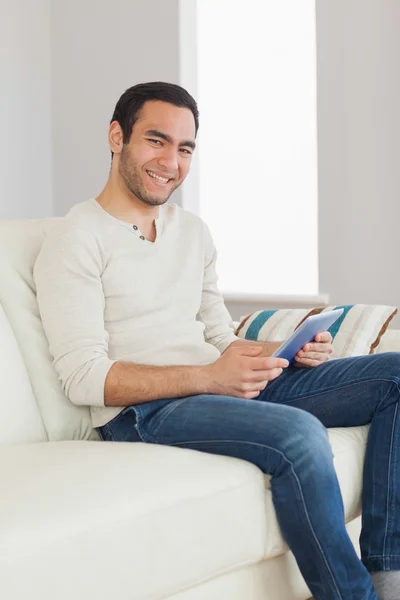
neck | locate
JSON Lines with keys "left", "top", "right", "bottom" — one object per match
{"left": 96, "top": 172, "right": 160, "bottom": 226}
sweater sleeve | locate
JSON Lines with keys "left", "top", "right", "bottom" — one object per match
{"left": 197, "top": 221, "right": 240, "bottom": 354}
{"left": 33, "top": 223, "right": 117, "bottom": 408}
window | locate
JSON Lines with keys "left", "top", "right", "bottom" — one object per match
{"left": 195, "top": 0, "right": 318, "bottom": 296}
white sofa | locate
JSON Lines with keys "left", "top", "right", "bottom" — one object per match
{"left": 1, "top": 218, "right": 399, "bottom": 600}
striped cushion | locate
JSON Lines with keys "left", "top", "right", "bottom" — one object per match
{"left": 235, "top": 305, "right": 398, "bottom": 358}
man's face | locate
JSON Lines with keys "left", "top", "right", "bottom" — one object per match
{"left": 116, "top": 100, "right": 196, "bottom": 207}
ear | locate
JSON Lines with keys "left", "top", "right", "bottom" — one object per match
{"left": 109, "top": 121, "right": 124, "bottom": 155}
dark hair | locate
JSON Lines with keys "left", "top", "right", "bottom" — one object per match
{"left": 110, "top": 81, "right": 199, "bottom": 156}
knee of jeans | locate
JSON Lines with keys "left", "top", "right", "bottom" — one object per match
{"left": 370, "top": 352, "right": 400, "bottom": 386}
{"left": 387, "top": 353, "right": 400, "bottom": 385}
{"left": 283, "top": 411, "right": 331, "bottom": 464}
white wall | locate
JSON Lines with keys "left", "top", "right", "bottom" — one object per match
{"left": 1, "top": 0, "right": 182, "bottom": 219}
{"left": 317, "top": 0, "right": 400, "bottom": 327}
{"left": 0, "top": 0, "right": 53, "bottom": 219}
{"left": 50, "top": 0, "right": 182, "bottom": 216}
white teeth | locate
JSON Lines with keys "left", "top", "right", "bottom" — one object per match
{"left": 147, "top": 170, "right": 169, "bottom": 183}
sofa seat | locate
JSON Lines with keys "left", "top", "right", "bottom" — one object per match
{"left": 0, "top": 425, "right": 368, "bottom": 600}
{"left": 0, "top": 440, "right": 267, "bottom": 600}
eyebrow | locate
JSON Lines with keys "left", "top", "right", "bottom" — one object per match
{"left": 144, "top": 129, "right": 196, "bottom": 151}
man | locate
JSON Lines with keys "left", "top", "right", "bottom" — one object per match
{"left": 34, "top": 82, "right": 400, "bottom": 600}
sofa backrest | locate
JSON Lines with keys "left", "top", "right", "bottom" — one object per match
{"left": 0, "top": 219, "right": 99, "bottom": 444}
{"left": 0, "top": 304, "right": 47, "bottom": 444}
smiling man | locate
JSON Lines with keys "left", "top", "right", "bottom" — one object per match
{"left": 34, "top": 82, "right": 400, "bottom": 600}
{"left": 97, "top": 95, "right": 196, "bottom": 242}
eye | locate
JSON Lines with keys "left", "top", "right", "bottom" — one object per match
{"left": 180, "top": 148, "right": 192, "bottom": 155}
{"left": 148, "top": 138, "right": 163, "bottom": 146}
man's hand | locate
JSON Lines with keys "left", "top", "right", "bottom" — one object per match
{"left": 205, "top": 345, "right": 289, "bottom": 399}
{"left": 228, "top": 339, "right": 282, "bottom": 357}
{"left": 294, "top": 331, "right": 333, "bottom": 368}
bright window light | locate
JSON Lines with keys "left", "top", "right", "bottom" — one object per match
{"left": 196, "top": 0, "right": 318, "bottom": 295}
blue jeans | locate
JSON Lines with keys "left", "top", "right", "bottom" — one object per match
{"left": 98, "top": 352, "right": 400, "bottom": 600}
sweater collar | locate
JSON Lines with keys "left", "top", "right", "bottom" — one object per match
{"left": 90, "top": 198, "right": 165, "bottom": 234}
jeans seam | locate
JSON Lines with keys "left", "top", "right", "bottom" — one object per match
{"left": 128, "top": 406, "right": 150, "bottom": 443}
{"left": 382, "top": 401, "right": 399, "bottom": 566}
{"left": 97, "top": 427, "right": 106, "bottom": 441}
{"left": 375, "top": 377, "right": 400, "bottom": 412}
{"left": 148, "top": 398, "right": 190, "bottom": 438}
{"left": 278, "top": 376, "right": 400, "bottom": 403}
{"left": 167, "top": 438, "right": 343, "bottom": 599}
{"left": 364, "top": 554, "right": 400, "bottom": 559}
{"left": 102, "top": 424, "right": 115, "bottom": 441}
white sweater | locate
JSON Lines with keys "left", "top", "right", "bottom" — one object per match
{"left": 34, "top": 199, "right": 239, "bottom": 428}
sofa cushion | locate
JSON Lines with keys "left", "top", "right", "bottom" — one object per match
{"left": 0, "top": 441, "right": 267, "bottom": 600}
{"left": 0, "top": 426, "right": 368, "bottom": 599}
{"left": 0, "top": 219, "right": 99, "bottom": 441}
{"left": 236, "top": 305, "right": 398, "bottom": 358}
{"left": 0, "top": 304, "right": 47, "bottom": 444}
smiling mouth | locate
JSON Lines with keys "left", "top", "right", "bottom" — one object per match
{"left": 146, "top": 170, "right": 173, "bottom": 184}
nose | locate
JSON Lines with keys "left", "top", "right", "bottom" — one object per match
{"left": 157, "top": 146, "right": 179, "bottom": 174}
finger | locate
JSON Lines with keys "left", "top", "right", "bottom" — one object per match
{"left": 299, "top": 343, "right": 333, "bottom": 354}
{"left": 248, "top": 369, "right": 283, "bottom": 384}
{"left": 245, "top": 369, "right": 283, "bottom": 390}
{"left": 295, "top": 357, "right": 325, "bottom": 367}
{"left": 243, "top": 370, "right": 284, "bottom": 397}
{"left": 297, "top": 352, "right": 330, "bottom": 362}
{"left": 244, "top": 390, "right": 262, "bottom": 399}
{"left": 314, "top": 331, "right": 333, "bottom": 344}
{"left": 265, "top": 367, "right": 283, "bottom": 381}
{"left": 251, "top": 369, "right": 282, "bottom": 382}
{"left": 252, "top": 368, "right": 283, "bottom": 382}
{"left": 254, "top": 380, "right": 269, "bottom": 391}
{"left": 253, "top": 357, "right": 289, "bottom": 370}
{"left": 245, "top": 370, "right": 270, "bottom": 383}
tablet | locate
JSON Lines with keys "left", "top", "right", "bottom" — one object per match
{"left": 272, "top": 308, "right": 344, "bottom": 364}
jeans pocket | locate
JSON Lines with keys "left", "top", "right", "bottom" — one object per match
{"left": 98, "top": 406, "right": 142, "bottom": 442}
